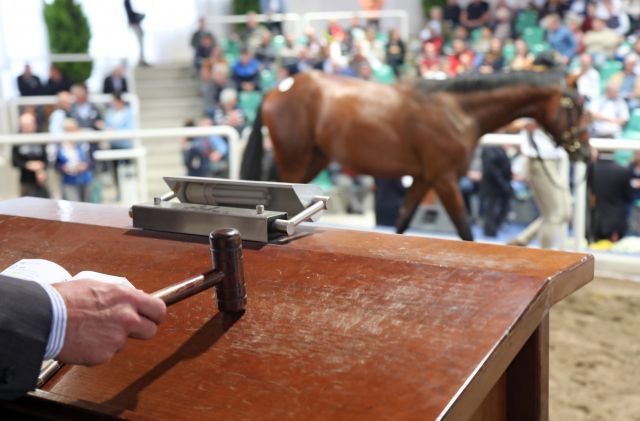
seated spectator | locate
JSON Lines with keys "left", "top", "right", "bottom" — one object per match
{"left": 194, "top": 33, "right": 215, "bottom": 72}
{"left": 589, "top": 149, "right": 634, "bottom": 241}
{"left": 104, "top": 93, "right": 135, "bottom": 149}
{"left": 461, "top": 0, "right": 490, "bottom": 31}
{"left": 182, "top": 118, "right": 229, "bottom": 177}
{"left": 573, "top": 53, "right": 601, "bottom": 103}
{"left": 254, "top": 32, "right": 276, "bottom": 69}
{"left": 472, "top": 26, "right": 493, "bottom": 54}
{"left": 544, "top": 13, "right": 577, "bottom": 64}
{"left": 211, "top": 64, "right": 234, "bottom": 106}
{"left": 12, "top": 113, "right": 49, "bottom": 198}
{"left": 190, "top": 17, "right": 213, "bottom": 54}
{"left": 242, "top": 11, "right": 269, "bottom": 54}
{"left": 448, "top": 39, "right": 475, "bottom": 76}
{"left": 509, "top": 39, "right": 534, "bottom": 71}
{"left": 70, "top": 84, "right": 103, "bottom": 130}
{"left": 279, "top": 33, "right": 302, "bottom": 74}
{"left": 329, "top": 31, "right": 351, "bottom": 69}
{"left": 44, "top": 65, "right": 72, "bottom": 96}
{"left": 480, "top": 145, "right": 512, "bottom": 237}
{"left": 104, "top": 93, "right": 135, "bottom": 198}
{"left": 565, "top": 12, "right": 586, "bottom": 55}
{"left": 49, "top": 91, "right": 73, "bottom": 134}
{"left": 589, "top": 83, "right": 630, "bottom": 138}
{"left": 232, "top": 49, "right": 261, "bottom": 91}
{"left": 493, "top": 7, "right": 512, "bottom": 41}
{"left": 385, "top": 28, "right": 405, "bottom": 77}
{"left": 16, "top": 64, "right": 43, "bottom": 96}
{"left": 595, "top": 0, "right": 631, "bottom": 36}
{"left": 443, "top": 0, "right": 462, "bottom": 32}
{"left": 213, "top": 88, "right": 246, "bottom": 134}
{"left": 361, "top": 27, "right": 385, "bottom": 68}
{"left": 260, "top": 0, "right": 286, "bottom": 35}
{"left": 610, "top": 54, "right": 640, "bottom": 110}
{"left": 55, "top": 119, "right": 94, "bottom": 202}
{"left": 477, "top": 37, "right": 505, "bottom": 74}
{"left": 540, "top": 0, "right": 570, "bottom": 19}
{"left": 420, "top": 6, "right": 444, "bottom": 52}
{"left": 583, "top": 18, "right": 621, "bottom": 66}
{"left": 102, "top": 64, "right": 129, "bottom": 94}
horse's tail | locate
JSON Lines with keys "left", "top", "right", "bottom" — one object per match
{"left": 240, "top": 101, "right": 264, "bottom": 180}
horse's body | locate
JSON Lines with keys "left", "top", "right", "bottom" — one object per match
{"left": 241, "top": 70, "right": 589, "bottom": 240}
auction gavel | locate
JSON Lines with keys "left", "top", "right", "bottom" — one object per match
{"left": 151, "top": 228, "right": 247, "bottom": 313}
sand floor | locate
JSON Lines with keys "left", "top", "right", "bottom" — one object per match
{"left": 550, "top": 277, "right": 640, "bottom": 421}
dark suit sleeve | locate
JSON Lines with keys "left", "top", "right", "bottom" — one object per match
{"left": 0, "top": 276, "right": 52, "bottom": 400}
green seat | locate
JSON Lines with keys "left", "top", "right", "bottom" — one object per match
{"left": 516, "top": 9, "right": 539, "bottom": 34}
{"left": 470, "top": 28, "right": 483, "bottom": 44}
{"left": 221, "top": 38, "right": 240, "bottom": 55}
{"left": 239, "top": 91, "right": 262, "bottom": 125}
{"left": 271, "top": 34, "right": 287, "bottom": 55}
{"left": 523, "top": 27, "right": 545, "bottom": 49}
{"left": 372, "top": 64, "right": 395, "bottom": 85}
{"left": 310, "top": 169, "right": 334, "bottom": 192}
{"left": 375, "top": 32, "right": 389, "bottom": 44}
{"left": 224, "top": 52, "right": 239, "bottom": 65}
{"left": 626, "top": 109, "right": 640, "bottom": 131}
{"left": 260, "top": 69, "right": 277, "bottom": 91}
{"left": 599, "top": 60, "right": 623, "bottom": 91}
{"left": 502, "top": 42, "right": 517, "bottom": 64}
{"left": 530, "top": 42, "right": 550, "bottom": 55}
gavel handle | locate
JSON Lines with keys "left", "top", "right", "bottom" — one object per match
{"left": 151, "top": 270, "right": 224, "bottom": 306}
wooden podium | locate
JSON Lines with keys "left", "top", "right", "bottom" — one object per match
{"left": 0, "top": 198, "right": 593, "bottom": 420}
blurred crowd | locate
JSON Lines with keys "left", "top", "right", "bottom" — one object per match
{"left": 9, "top": 0, "right": 640, "bottom": 246}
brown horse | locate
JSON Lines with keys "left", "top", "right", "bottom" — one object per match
{"left": 240, "top": 70, "right": 590, "bottom": 241}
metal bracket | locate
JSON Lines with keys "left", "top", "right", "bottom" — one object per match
{"left": 271, "top": 196, "right": 330, "bottom": 236}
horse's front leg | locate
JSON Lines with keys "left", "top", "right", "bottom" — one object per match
{"left": 395, "top": 179, "right": 429, "bottom": 234}
{"left": 434, "top": 174, "right": 474, "bottom": 241}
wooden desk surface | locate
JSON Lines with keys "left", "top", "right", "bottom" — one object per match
{"left": 0, "top": 198, "right": 593, "bottom": 419}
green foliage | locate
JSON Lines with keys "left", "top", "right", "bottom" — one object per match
{"left": 43, "top": 0, "right": 92, "bottom": 83}
{"left": 422, "top": 0, "right": 447, "bottom": 16}
{"left": 233, "top": 0, "right": 260, "bottom": 15}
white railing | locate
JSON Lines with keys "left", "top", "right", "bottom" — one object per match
{"left": 4, "top": 93, "right": 141, "bottom": 135}
{"left": 481, "top": 134, "right": 640, "bottom": 251}
{"left": 207, "top": 9, "right": 410, "bottom": 40}
{"left": 0, "top": 125, "right": 242, "bottom": 203}
{"left": 208, "top": 13, "right": 303, "bottom": 38}
{"left": 303, "top": 10, "right": 410, "bottom": 41}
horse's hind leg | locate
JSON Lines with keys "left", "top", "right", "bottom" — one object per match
{"left": 396, "top": 179, "right": 429, "bottom": 234}
{"left": 433, "top": 174, "right": 473, "bottom": 241}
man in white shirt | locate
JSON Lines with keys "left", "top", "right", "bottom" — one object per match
{"left": 508, "top": 119, "right": 571, "bottom": 249}
{"left": 589, "top": 83, "right": 630, "bottom": 138}
{"left": 574, "top": 53, "right": 601, "bottom": 103}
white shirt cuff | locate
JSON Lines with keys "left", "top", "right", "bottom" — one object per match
{"left": 38, "top": 283, "right": 68, "bottom": 360}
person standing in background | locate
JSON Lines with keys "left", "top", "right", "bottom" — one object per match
{"left": 508, "top": 119, "right": 571, "bottom": 249}
{"left": 102, "top": 64, "right": 129, "bottom": 94}
{"left": 48, "top": 91, "right": 73, "bottom": 135}
{"left": 55, "top": 119, "right": 94, "bottom": 203}
{"left": 16, "top": 64, "right": 42, "bottom": 96}
{"left": 124, "top": 0, "right": 148, "bottom": 67}
{"left": 260, "top": 0, "right": 287, "bottom": 35}
{"left": 480, "top": 145, "right": 512, "bottom": 237}
{"left": 12, "top": 113, "right": 50, "bottom": 198}
{"left": 358, "top": 0, "right": 384, "bottom": 30}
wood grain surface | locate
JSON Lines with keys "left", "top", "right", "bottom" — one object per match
{"left": 0, "top": 198, "right": 594, "bottom": 419}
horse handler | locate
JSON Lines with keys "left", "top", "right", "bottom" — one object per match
{"left": 508, "top": 119, "right": 572, "bottom": 249}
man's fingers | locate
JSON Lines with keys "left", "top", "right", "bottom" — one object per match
{"left": 133, "top": 291, "right": 167, "bottom": 325}
{"left": 128, "top": 316, "right": 158, "bottom": 340}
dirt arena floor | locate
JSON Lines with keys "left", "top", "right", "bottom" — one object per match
{"left": 550, "top": 277, "right": 640, "bottom": 421}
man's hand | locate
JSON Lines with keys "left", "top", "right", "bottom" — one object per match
{"left": 53, "top": 280, "right": 166, "bottom": 366}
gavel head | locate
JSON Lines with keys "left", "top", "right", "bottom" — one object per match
{"left": 210, "top": 228, "right": 247, "bottom": 314}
